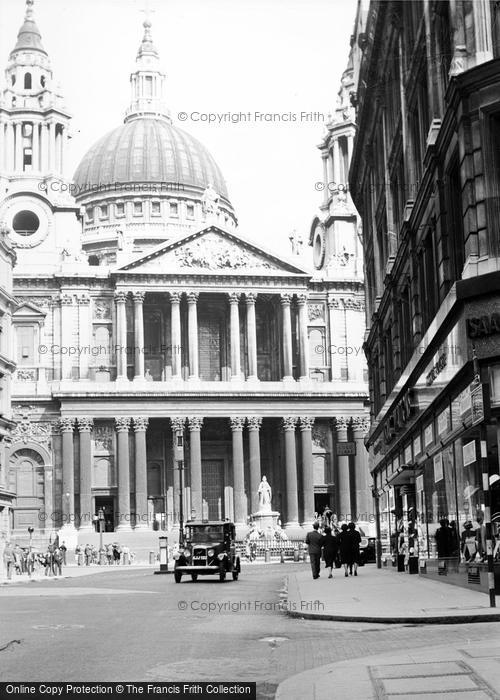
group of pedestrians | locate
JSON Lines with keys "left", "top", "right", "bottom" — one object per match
{"left": 75, "top": 542, "right": 133, "bottom": 566}
{"left": 2, "top": 541, "right": 67, "bottom": 580}
{"left": 305, "top": 521, "right": 362, "bottom": 580}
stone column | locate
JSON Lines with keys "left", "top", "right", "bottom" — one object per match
{"left": 170, "top": 292, "right": 182, "bottom": 380}
{"left": 49, "top": 120, "right": 56, "bottom": 171}
{"left": 133, "top": 291, "right": 145, "bottom": 380}
{"left": 352, "top": 417, "right": 372, "bottom": 519}
{"left": 32, "top": 121, "right": 39, "bottom": 172}
{"left": 115, "top": 291, "right": 128, "bottom": 381}
{"left": 332, "top": 138, "right": 340, "bottom": 183}
{"left": 133, "top": 417, "right": 149, "bottom": 529}
{"left": 171, "top": 417, "right": 186, "bottom": 525}
{"left": 281, "top": 294, "right": 293, "bottom": 380}
{"left": 245, "top": 293, "right": 258, "bottom": 381}
{"left": 473, "top": 0, "right": 493, "bottom": 65}
{"left": 187, "top": 292, "right": 199, "bottom": 381}
{"left": 6, "top": 122, "right": 14, "bottom": 171}
{"left": 229, "top": 292, "right": 241, "bottom": 381}
{"left": 60, "top": 294, "right": 74, "bottom": 380}
{"left": 60, "top": 417, "right": 75, "bottom": 527}
{"left": 188, "top": 417, "right": 203, "bottom": 519}
{"left": 300, "top": 417, "right": 315, "bottom": 526}
{"left": 230, "top": 417, "right": 246, "bottom": 525}
{"left": 247, "top": 416, "right": 262, "bottom": 514}
{"left": 297, "top": 294, "right": 309, "bottom": 380}
{"left": 115, "top": 417, "right": 132, "bottom": 531}
{"left": 77, "top": 294, "right": 91, "bottom": 380}
{"left": 14, "top": 122, "right": 22, "bottom": 171}
{"left": 283, "top": 416, "right": 299, "bottom": 527}
{"left": 77, "top": 417, "right": 93, "bottom": 531}
{"left": 336, "top": 417, "right": 351, "bottom": 520}
{"left": 321, "top": 153, "right": 329, "bottom": 206}
{"left": 40, "top": 122, "right": 48, "bottom": 172}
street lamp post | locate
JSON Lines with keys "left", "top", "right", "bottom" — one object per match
{"left": 177, "top": 459, "right": 185, "bottom": 546}
{"left": 98, "top": 508, "right": 106, "bottom": 565}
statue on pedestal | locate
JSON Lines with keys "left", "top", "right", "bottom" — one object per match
{"left": 202, "top": 183, "right": 220, "bottom": 220}
{"left": 257, "top": 475, "right": 272, "bottom": 513}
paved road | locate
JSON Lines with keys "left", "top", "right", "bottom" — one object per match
{"left": 1, "top": 563, "right": 500, "bottom": 700}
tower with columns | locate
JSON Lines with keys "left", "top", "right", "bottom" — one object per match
{"left": 2, "top": 2, "right": 373, "bottom": 548}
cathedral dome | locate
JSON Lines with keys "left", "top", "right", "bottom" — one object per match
{"left": 73, "top": 117, "right": 230, "bottom": 201}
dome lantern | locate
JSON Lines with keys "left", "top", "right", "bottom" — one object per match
{"left": 124, "top": 18, "right": 170, "bottom": 124}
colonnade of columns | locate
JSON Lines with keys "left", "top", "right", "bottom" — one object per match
{"left": 114, "top": 289, "right": 310, "bottom": 382}
{"left": 0, "top": 119, "right": 67, "bottom": 173}
{"left": 58, "top": 414, "right": 371, "bottom": 532}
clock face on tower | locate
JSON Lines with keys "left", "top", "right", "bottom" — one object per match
{"left": 0, "top": 195, "right": 51, "bottom": 248}
{"left": 312, "top": 222, "right": 326, "bottom": 269}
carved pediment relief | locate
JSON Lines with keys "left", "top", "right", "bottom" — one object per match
{"left": 118, "top": 228, "right": 307, "bottom": 276}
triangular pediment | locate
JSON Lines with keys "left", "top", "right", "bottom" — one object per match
{"left": 13, "top": 301, "right": 46, "bottom": 318}
{"left": 116, "top": 226, "right": 310, "bottom": 276}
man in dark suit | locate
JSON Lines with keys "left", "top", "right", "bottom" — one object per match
{"left": 305, "top": 522, "right": 323, "bottom": 579}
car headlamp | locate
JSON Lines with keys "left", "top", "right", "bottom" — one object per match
{"left": 207, "top": 549, "right": 215, "bottom": 557}
{"left": 183, "top": 548, "right": 191, "bottom": 558}
{"left": 173, "top": 552, "right": 180, "bottom": 560}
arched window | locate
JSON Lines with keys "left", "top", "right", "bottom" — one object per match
{"left": 88, "top": 255, "right": 100, "bottom": 266}
{"left": 24, "top": 72, "right": 32, "bottom": 89}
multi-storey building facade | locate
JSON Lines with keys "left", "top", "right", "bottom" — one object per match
{"left": 0, "top": 1, "right": 371, "bottom": 545}
{"left": 0, "top": 221, "right": 16, "bottom": 567}
{"left": 350, "top": 0, "right": 500, "bottom": 579}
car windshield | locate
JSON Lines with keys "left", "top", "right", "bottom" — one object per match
{"left": 187, "top": 525, "right": 225, "bottom": 543}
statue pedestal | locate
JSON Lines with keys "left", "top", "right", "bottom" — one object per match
{"left": 250, "top": 511, "right": 281, "bottom": 534}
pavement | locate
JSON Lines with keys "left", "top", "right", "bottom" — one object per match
{"left": 278, "top": 565, "right": 500, "bottom": 700}
{"left": 0, "top": 563, "right": 156, "bottom": 584}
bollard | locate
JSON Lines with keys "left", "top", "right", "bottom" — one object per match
{"left": 293, "top": 548, "right": 300, "bottom": 563}
{"left": 264, "top": 549, "right": 271, "bottom": 563}
{"left": 149, "top": 551, "right": 156, "bottom": 565}
{"left": 123, "top": 552, "right": 130, "bottom": 566}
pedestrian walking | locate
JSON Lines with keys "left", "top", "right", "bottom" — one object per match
{"left": 43, "top": 549, "right": 53, "bottom": 576}
{"left": 113, "top": 543, "right": 121, "bottom": 565}
{"left": 59, "top": 541, "right": 67, "bottom": 566}
{"left": 305, "top": 521, "right": 323, "bottom": 579}
{"left": 346, "top": 521, "right": 361, "bottom": 576}
{"left": 84, "top": 543, "right": 92, "bottom": 566}
{"left": 52, "top": 547, "right": 63, "bottom": 576}
{"left": 106, "top": 543, "right": 114, "bottom": 565}
{"left": 321, "top": 526, "right": 339, "bottom": 579}
{"left": 3, "top": 542, "right": 14, "bottom": 580}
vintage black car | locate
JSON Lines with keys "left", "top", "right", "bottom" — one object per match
{"left": 173, "top": 520, "right": 241, "bottom": 583}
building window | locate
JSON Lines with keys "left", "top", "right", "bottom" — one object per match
{"left": 24, "top": 72, "right": 32, "bottom": 89}
{"left": 13, "top": 210, "right": 39, "bottom": 236}
{"left": 145, "top": 75, "right": 153, "bottom": 97}
{"left": 151, "top": 201, "right": 161, "bottom": 215}
{"left": 88, "top": 255, "right": 100, "bottom": 266}
{"left": 186, "top": 204, "right": 194, "bottom": 219}
{"left": 23, "top": 148, "right": 32, "bottom": 171}
{"left": 115, "top": 202, "right": 125, "bottom": 217}
{"left": 170, "top": 202, "right": 178, "bottom": 217}
{"left": 99, "top": 205, "right": 108, "bottom": 220}
{"left": 444, "top": 156, "right": 465, "bottom": 284}
{"left": 86, "top": 207, "right": 94, "bottom": 223}
{"left": 16, "top": 325, "right": 35, "bottom": 365}
{"left": 134, "top": 201, "right": 143, "bottom": 215}
{"left": 418, "top": 230, "right": 439, "bottom": 331}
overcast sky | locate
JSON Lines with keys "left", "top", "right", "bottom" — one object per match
{"left": 0, "top": 0, "right": 357, "bottom": 259}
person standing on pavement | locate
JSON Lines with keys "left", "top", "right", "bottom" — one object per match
{"left": 59, "top": 541, "right": 67, "bottom": 566}
{"left": 321, "top": 526, "right": 339, "bottom": 579}
{"left": 305, "top": 521, "right": 323, "bottom": 579}
{"left": 435, "top": 519, "right": 453, "bottom": 557}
